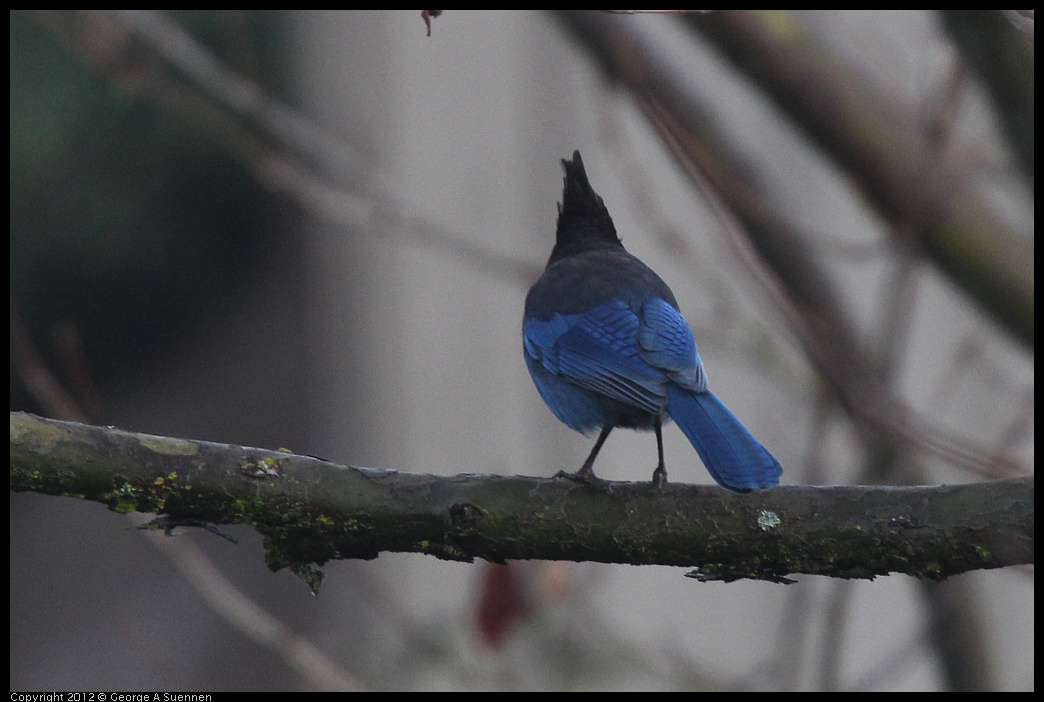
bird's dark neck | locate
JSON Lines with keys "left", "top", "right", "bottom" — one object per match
{"left": 546, "top": 234, "right": 624, "bottom": 267}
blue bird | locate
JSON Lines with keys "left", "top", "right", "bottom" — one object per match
{"left": 523, "top": 151, "right": 782, "bottom": 491}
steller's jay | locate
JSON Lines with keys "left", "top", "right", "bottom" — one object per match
{"left": 523, "top": 151, "right": 782, "bottom": 491}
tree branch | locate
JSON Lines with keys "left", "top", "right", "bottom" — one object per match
{"left": 683, "top": 10, "right": 1033, "bottom": 349}
{"left": 10, "top": 412, "right": 1033, "bottom": 585}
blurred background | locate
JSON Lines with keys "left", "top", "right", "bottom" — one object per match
{"left": 10, "top": 10, "right": 1033, "bottom": 691}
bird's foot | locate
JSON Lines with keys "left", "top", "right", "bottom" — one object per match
{"left": 555, "top": 464, "right": 605, "bottom": 485}
{"left": 651, "top": 465, "right": 668, "bottom": 489}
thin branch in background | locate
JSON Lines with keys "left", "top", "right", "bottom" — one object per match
{"left": 780, "top": 234, "right": 889, "bottom": 264}
{"left": 108, "top": 9, "right": 539, "bottom": 284}
{"left": 597, "top": 104, "right": 809, "bottom": 388}
{"left": 111, "top": 9, "right": 366, "bottom": 183}
{"left": 918, "top": 52, "right": 1028, "bottom": 225}
{"left": 28, "top": 10, "right": 538, "bottom": 288}
{"left": 929, "top": 324, "right": 1035, "bottom": 459}
{"left": 685, "top": 10, "right": 1033, "bottom": 349}
{"left": 1001, "top": 10, "right": 1034, "bottom": 43}
{"left": 846, "top": 629, "right": 931, "bottom": 691}
{"left": 872, "top": 235, "right": 924, "bottom": 375}
{"left": 801, "top": 389, "right": 838, "bottom": 487}
{"left": 940, "top": 10, "right": 1034, "bottom": 189}
{"left": 815, "top": 579, "right": 852, "bottom": 691}
{"left": 766, "top": 575, "right": 818, "bottom": 690}
{"left": 142, "top": 526, "right": 365, "bottom": 691}
{"left": 992, "top": 388, "right": 1035, "bottom": 460}
{"left": 598, "top": 107, "right": 718, "bottom": 282}
{"left": 10, "top": 300, "right": 92, "bottom": 424}
{"left": 921, "top": 52, "right": 968, "bottom": 160}
{"left": 919, "top": 578, "right": 994, "bottom": 691}
{"left": 47, "top": 322, "right": 105, "bottom": 420}
{"left": 212, "top": 10, "right": 265, "bottom": 83}
{"left": 257, "top": 155, "right": 542, "bottom": 287}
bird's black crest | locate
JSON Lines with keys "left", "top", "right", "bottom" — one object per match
{"left": 552, "top": 151, "right": 621, "bottom": 260}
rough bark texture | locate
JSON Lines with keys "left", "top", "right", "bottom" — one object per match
{"left": 10, "top": 412, "right": 1034, "bottom": 583}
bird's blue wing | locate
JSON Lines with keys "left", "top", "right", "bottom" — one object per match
{"left": 636, "top": 298, "right": 706, "bottom": 391}
{"left": 523, "top": 299, "right": 668, "bottom": 414}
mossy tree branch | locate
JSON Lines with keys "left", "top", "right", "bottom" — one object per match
{"left": 10, "top": 412, "right": 1033, "bottom": 585}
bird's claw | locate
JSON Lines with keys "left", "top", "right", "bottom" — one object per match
{"left": 555, "top": 467, "right": 606, "bottom": 486}
{"left": 651, "top": 467, "right": 668, "bottom": 489}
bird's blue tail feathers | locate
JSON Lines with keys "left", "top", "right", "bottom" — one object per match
{"left": 666, "top": 384, "right": 782, "bottom": 491}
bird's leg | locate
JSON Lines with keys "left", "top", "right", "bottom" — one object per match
{"left": 557, "top": 425, "right": 612, "bottom": 482}
{"left": 652, "top": 417, "right": 667, "bottom": 488}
